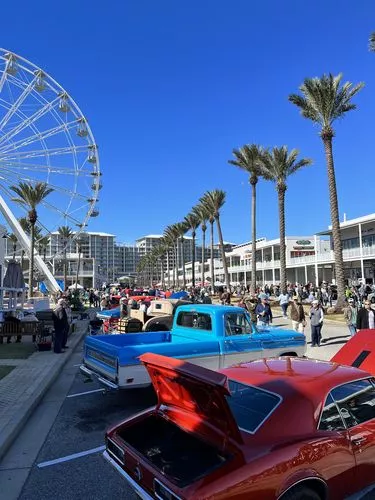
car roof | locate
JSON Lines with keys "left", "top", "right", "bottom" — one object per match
{"left": 221, "top": 357, "right": 372, "bottom": 440}
{"left": 176, "top": 304, "right": 245, "bottom": 315}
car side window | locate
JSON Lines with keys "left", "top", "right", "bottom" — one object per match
{"left": 225, "top": 313, "right": 252, "bottom": 337}
{"left": 331, "top": 379, "right": 375, "bottom": 428}
{"left": 176, "top": 312, "right": 212, "bottom": 331}
{"left": 319, "top": 393, "right": 346, "bottom": 431}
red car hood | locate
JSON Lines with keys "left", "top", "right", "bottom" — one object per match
{"left": 140, "top": 353, "right": 243, "bottom": 445}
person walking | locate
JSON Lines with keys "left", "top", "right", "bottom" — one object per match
{"left": 52, "top": 298, "right": 69, "bottom": 354}
{"left": 277, "top": 290, "right": 290, "bottom": 319}
{"left": 289, "top": 296, "right": 306, "bottom": 334}
{"left": 356, "top": 300, "right": 375, "bottom": 330}
{"left": 343, "top": 298, "right": 357, "bottom": 336}
{"left": 255, "top": 297, "right": 273, "bottom": 327}
{"left": 310, "top": 299, "right": 324, "bottom": 347}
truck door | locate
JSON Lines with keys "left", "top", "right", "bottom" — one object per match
{"left": 221, "top": 312, "right": 262, "bottom": 368}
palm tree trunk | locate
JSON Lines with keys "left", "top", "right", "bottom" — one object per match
{"left": 161, "top": 256, "right": 165, "bottom": 288}
{"left": 28, "top": 223, "right": 35, "bottom": 299}
{"left": 181, "top": 238, "right": 186, "bottom": 288}
{"left": 166, "top": 251, "right": 170, "bottom": 288}
{"left": 12, "top": 244, "right": 16, "bottom": 260}
{"left": 75, "top": 246, "right": 81, "bottom": 290}
{"left": 277, "top": 186, "right": 287, "bottom": 292}
{"left": 192, "top": 232, "right": 196, "bottom": 288}
{"left": 322, "top": 135, "right": 345, "bottom": 309}
{"left": 173, "top": 244, "right": 177, "bottom": 288}
{"left": 216, "top": 217, "right": 230, "bottom": 290}
{"left": 251, "top": 181, "right": 257, "bottom": 294}
{"left": 201, "top": 228, "right": 206, "bottom": 287}
{"left": 210, "top": 221, "right": 215, "bottom": 291}
{"left": 63, "top": 250, "right": 67, "bottom": 290}
{"left": 21, "top": 250, "right": 24, "bottom": 271}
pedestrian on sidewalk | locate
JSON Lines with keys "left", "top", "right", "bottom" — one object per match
{"left": 343, "top": 298, "right": 357, "bottom": 336}
{"left": 289, "top": 296, "right": 306, "bottom": 334}
{"left": 356, "top": 300, "right": 375, "bottom": 330}
{"left": 310, "top": 299, "right": 324, "bottom": 347}
{"left": 52, "top": 299, "right": 69, "bottom": 354}
{"left": 277, "top": 290, "right": 290, "bottom": 319}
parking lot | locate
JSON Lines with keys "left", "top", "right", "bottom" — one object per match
{"left": 0, "top": 314, "right": 367, "bottom": 500}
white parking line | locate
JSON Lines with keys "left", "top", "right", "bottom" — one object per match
{"left": 37, "top": 445, "right": 106, "bottom": 468}
{"left": 67, "top": 388, "right": 104, "bottom": 398}
{"left": 73, "top": 363, "right": 81, "bottom": 367}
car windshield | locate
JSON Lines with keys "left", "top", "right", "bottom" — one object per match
{"left": 226, "top": 380, "right": 281, "bottom": 433}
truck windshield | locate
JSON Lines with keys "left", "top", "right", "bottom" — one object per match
{"left": 224, "top": 312, "right": 253, "bottom": 336}
{"left": 226, "top": 380, "right": 281, "bottom": 433}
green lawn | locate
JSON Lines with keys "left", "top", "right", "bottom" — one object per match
{"left": 0, "top": 342, "right": 36, "bottom": 359}
{"left": 0, "top": 365, "right": 15, "bottom": 380}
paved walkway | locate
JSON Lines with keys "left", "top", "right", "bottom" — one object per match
{"left": 0, "top": 319, "right": 89, "bottom": 461}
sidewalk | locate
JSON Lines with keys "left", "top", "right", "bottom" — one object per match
{"left": 0, "top": 318, "right": 89, "bottom": 461}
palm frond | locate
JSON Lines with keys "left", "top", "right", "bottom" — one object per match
{"left": 369, "top": 32, "right": 375, "bottom": 51}
{"left": 259, "top": 146, "right": 312, "bottom": 187}
{"left": 289, "top": 73, "right": 364, "bottom": 130}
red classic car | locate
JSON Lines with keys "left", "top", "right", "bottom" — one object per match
{"left": 103, "top": 331, "right": 375, "bottom": 500}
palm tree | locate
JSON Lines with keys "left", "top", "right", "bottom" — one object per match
{"left": 370, "top": 32, "right": 375, "bottom": 51}
{"left": 8, "top": 233, "right": 18, "bottom": 260}
{"left": 192, "top": 203, "right": 209, "bottom": 288}
{"left": 184, "top": 213, "right": 199, "bottom": 288}
{"left": 18, "top": 217, "right": 30, "bottom": 272}
{"left": 174, "top": 221, "right": 188, "bottom": 288}
{"left": 200, "top": 190, "right": 230, "bottom": 290}
{"left": 10, "top": 182, "right": 53, "bottom": 297}
{"left": 163, "top": 225, "right": 179, "bottom": 288}
{"left": 38, "top": 234, "right": 50, "bottom": 262}
{"left": 58, "top": 226, "right": 74, "bottom": 290}
{"left": 258, "top": 147, "right": 312, "bottom": 291}
{"left": 289, "top": 74, "right": 363, "bottom": 306}
{"left": 229, "top": 144, "right": 266, "bottom": 293}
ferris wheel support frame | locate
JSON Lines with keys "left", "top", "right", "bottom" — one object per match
{"left": 0, "top": 193, "right": 61, "bottom": 294}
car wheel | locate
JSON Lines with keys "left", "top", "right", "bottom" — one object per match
{"left": 281, "top": 485, "right": 321, "bottom": 500}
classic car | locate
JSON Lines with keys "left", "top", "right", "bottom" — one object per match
{"left": 130, "top": 298, "right": 190, "bottom": 332}
{"left": 104, "top": 331, "right": 375, "bottom": 499}
{"left": 80, "top": 304, "right": 306, "bottom": 390}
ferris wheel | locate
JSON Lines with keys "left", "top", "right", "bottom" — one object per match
{"left": 0, "top": 48, "right": 101, "bottom": 292}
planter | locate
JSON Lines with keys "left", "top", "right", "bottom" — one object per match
{"left": 37, "top": 341, "right": 52, "bottom": 352}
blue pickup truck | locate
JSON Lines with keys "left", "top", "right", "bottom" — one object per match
{"left": 80, "top": 304, "right": 306, "bottom": 389}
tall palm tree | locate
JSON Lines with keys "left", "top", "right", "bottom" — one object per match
{"left": 200, "top": 190, "right": 230, "bottom": 290}
{"left": 229, "top": 144, "right": 266, "bottom": 293}
{"left": 38, "top": 234, "right": 50, "bottom": 262}
{"left": 10, "top": 182, "right": 53, "bottom": 297}
{"left": 163, "top": 225, "right": 178, "bottom": 288}
{"left": 259, "top": 147, "right": 312, "bottom": 291}
{"left": 174, "top": 221, "right": 188, "bottom": 288}
{"left": 58, "top": 225, "right": 74, "bottom": 290}
{"left": 8, "top": 233, "right": 18, "bottom": 260}
{"left": 18, "top": 217, "right": 30, "bottom": 272}
{"left": 192, "top": 203, "right": 209, "bottom": 288}
{"left": 184, "top": 213, "right": 199, "bottom": 288}
{"left": 289, "top": 74, "right": 363, "bottom": 306}
{"left": 370, "top": 32, "right": 375, "bottom": 51}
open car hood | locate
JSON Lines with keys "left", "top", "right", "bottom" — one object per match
{"left": 140, "top": 353, "right": 243, "bottom": 444}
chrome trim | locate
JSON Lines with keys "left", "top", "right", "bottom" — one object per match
{"left": 103, "top": 451, "right": 153, "bottom": 500}
{"left": 80, "top": 364, "right": 119, "bottom": 390}
{"left": 154, "top": 478, "right": 182, "bottom": 500}
{"left": 277, "top": 476, "right": 328, "bottom": 500}
{"left": 106, "top": 438, "right": 125, "bottom": 465}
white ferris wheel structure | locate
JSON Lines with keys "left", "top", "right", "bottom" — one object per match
{"left": 0, "top": 48, "right": 101, "bottom": 293}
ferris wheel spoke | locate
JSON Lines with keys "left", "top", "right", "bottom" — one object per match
{"left": 0, "top": 75, "right": 37, "bottom": 132}
{"left": 0, "top": 160, "right": 93, "bottom": 176}
{"left": 40, "top": 200, "right": 83, "bottom": 225}
{"left": 0, "top": 167, "right": 90, "bottom": 201}
{"left": 0, "top": 118, "right": 81, "bottom": 155}
{"left": 1, "top": 144, "right": 89, "bottom": 160}
{"left": 0, "top": 94, "right": 60, "bottom": 147}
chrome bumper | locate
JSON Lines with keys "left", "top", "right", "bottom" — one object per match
{"left": 79, "top": 364, "right": 119, "bottom": 390}
{"left": 103, "top": 451, "right": 153, "bottom": 499}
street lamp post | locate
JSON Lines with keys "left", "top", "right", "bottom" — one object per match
{"left": 75, "top": 233, "right": 86, "bottom": 290}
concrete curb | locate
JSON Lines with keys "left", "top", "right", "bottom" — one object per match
{"left": 0, "top": 320, "right": 88, "bottom": 462}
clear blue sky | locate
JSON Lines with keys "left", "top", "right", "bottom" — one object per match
{"left": 2, "top": 0, "right": 375, "bottom": 245}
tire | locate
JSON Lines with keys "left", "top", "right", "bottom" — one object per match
{"left": 280, "top": 485, "right": 321, "bottom": 500}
